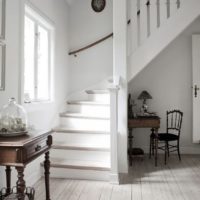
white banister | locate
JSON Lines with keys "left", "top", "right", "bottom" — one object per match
{"left": 160, "top": 0, "right": 168, "bottom": 26}
{"left": 167, "top": 0, "right": 170, "bottom": 18}
{"left": 177, "top": 0, "right": 181, "bottom": 9}
{"left": 147, "top": 1, "right": 151, "bottom": 37}
{"left": 130, "top": 0, "right": 138, "bottom": 52}
{"left": 157, "top": 0, "right": 161, "bottom": 27}
{"left": 127, "top": 0, "right": 132, "bottom": 56}
{"left": 108, "top": 85, "right": 120, "bottom": 184}
{"left": 137, "top": 0, "right": 141, "bottom": 45}
{"left": 140, "top": 0, "right": 148, "bottom": 43}
{"left": 150, "top": 0, "right": 158, "bottom": 35}
{"left": 128, "top": 0, "right": 181, "bottom": 52}
{"left": 170, "top": 0, "right": 178, "bottom": 16}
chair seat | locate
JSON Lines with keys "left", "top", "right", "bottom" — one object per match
{"left": 158, "top": 133, "right": 179, "bottom": 141}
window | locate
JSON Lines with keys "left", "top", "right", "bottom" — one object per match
{"left": 24, "top": 6, "right": 53, "bottom": 102}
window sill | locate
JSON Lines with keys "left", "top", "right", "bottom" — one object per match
{"left": 23, "top": 100, "right": 55, "bottom": 113}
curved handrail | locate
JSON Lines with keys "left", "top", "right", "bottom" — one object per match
{"left": 69, "top": 20, "right": 131, "bottom": 56}
{"left": 69, "top": 33, "right": 113, "bottom": 56}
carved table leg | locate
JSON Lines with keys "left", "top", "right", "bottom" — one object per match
{"left": 155, "top": 128, "right": 158, "bottom": 167}
{"left": 128, "top": 128, "right": 133, "bottom": 166}
{"left": 15, "top": 166, "right": 26, "bottom": 200}
{"left": 44, "top": 151, "right": 51, "bottom": 200}
{"left": 149, "top": 128, "right": 155, "bottom": 159}
{"left": 5, "top": 166, "right": 11, "bottom": 195}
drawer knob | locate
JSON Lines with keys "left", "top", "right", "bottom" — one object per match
{"left": 35, "top": 145, "right": 42, "bottom": 152}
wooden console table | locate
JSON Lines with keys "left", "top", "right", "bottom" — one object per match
{"left": 0, "top": 130, "right": 53, "bottom": 200}
{"left": 128, "top": 117, "right": 160, "bottom": 166}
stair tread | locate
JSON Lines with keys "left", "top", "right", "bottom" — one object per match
{"left": 86, "top": 90, "right": 109, "bottom": 94}
{"left": 60, "top": 112, "right": 110, "bottom": 120}
{"left": 48, "top": 158, "right": 110, "bottom": 171}
{"left": 52, "top": 143, "right": 110, "bottom": 151}
{"left": 53, "top": 127, "right": 110, "bottom": 135}
{"left": 67, "top": 100, "right": 110, "bottom": 106}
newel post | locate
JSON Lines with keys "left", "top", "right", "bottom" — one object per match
{"left": 108, "top": 85, "right": 120, "bottom": 184}
{"left": 113, "top": 0, "right": 128, "bottom": 173}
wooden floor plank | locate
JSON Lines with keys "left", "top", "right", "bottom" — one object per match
{"left": 33, "top": 155, "right": 200, "bottom": 200}
{"left": 99, "top": 182, "right": 113, "bottom": 200}
{"left": 78, "top": 180, "right": 104, "bottom": 200}
{"left": 130, "top": 158, "right": 142, "bottom": 200}
{"left": 161, "top": 162, "right": 185, "bottom": 200}
{"left": 57, "top": 180, "right": 78, "bottom": 200}
{"left": 168, "top": 156, "right": 200, "bottom": 200}
{"left": 67, "top": 180, "right": 87, "bottom": 200}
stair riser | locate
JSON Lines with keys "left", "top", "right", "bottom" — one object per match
{"left": 50, "top": 149, "right": 110, "bottom": 163}
{"left": 42, "top": 167, "right": 109, "bottom": 181}
{"left": 53, "top": 133, "right": 110, "bottom": 148}
{"left": 67, "top": 104, "right": 110, "bottom": 118}
{"left": 60, "top": 117, "right": 110, "bottom": 131}
{"left": 88, "top": 94, "right": 110, "bottom": 102}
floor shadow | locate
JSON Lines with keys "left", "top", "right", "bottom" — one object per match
{"left": 119, "top": 154, "right": 200, "bottom": 185}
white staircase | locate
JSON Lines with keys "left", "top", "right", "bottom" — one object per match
{"left": 49, "top": 90, "right": 111, "bottom": 181}
{"left": 43, "top": 0, "right": 200, "bottom": 183}
{"left": 128, "top": 0, "right": 200, "bottom": 81}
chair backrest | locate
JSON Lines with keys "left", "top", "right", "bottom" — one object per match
{"left": 166, "top": 110, "right": 183, "bottom": 136}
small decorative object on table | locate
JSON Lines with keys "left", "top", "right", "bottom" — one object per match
{"left": 0, "top": 98, "right": 28, "bottom": 137}
{"left": 138, "top": 90, "right": 152, "bottom": 114}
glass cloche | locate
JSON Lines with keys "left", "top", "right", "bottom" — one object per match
{"left": 0, "top": 98, "right": 28, "bottom": 136}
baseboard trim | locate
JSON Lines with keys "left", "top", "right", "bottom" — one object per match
{"left": 109, "top": 173, "right": 119, "bottom": 184}
{"left": 26, "top": 170, "right": 41, "bottom": 187}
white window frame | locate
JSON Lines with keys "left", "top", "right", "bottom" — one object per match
{"left": 22, "top": 4, "right": 55, "bottom": 104}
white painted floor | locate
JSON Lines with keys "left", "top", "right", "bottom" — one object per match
{"left": 34, "top": 155, "right": 200, "bottom": 200}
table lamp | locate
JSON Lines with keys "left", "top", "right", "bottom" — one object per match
{"left": 138, "top": 90, "right": 152, "bottom": 113}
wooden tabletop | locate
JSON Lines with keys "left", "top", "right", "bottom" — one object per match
{"left": 128, "top": 116, "right": 160, "bottom": 128}
{"left": 0, "top": 129, "right": 53, "bottom": 147}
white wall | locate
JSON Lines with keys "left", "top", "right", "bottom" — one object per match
{"left": 0, "top": 0, "right": 69, "bottom": 189}
{"left": 129, "top": 17, "right": 200, "bottom": 155}
{"left": 68, "top": 0, "right": 113, "bottom": 94}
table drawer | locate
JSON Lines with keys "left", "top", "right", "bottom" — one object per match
{"left": 25, "top": 136, "right": 52, "bottom": 160}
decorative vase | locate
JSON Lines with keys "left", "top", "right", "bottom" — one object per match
{"left": 0, "top": 98, "right": 28, "bottom": 136}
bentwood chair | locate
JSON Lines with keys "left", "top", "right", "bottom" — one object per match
{"left": 150, "top": 110, "right": 183, "bottom": 165}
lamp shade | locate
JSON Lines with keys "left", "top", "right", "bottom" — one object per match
{"left": 138, "top": 90, "right": 152, "bottom": 100}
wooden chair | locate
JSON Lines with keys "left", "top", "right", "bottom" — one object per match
{"left": 150, "top": 110, "right": 183, "bottom": 165}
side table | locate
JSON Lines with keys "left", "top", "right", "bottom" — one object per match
{"left": 0, "top": 130, "right": 53, "bottom": 200}
{"left": 128, "top": 117, "right": 160, "bottom": 166}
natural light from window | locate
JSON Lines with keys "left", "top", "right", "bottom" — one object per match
{"left": 24, "top": 7, "right": 53, "bottom": 103}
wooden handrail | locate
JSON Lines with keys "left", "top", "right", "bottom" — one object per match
{"left": 69, "top": 19, "right": 131, "bottom": 56}
{"left": 69, "top": 33, "right": 113, "bottom": 56}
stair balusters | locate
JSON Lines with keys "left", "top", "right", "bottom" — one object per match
{"left": 177, "top": 0, "right": 181, "bottom": 9}
{"left": 130, "top": 0, "right": 138, "bottom": 52}
{"left": 128, "top": 0, "right": 181, "bottom": 54}
{"left": 147, "top": 1, "right": 151, "bottom": 37}
{"left": 167, "top": 0, "right": 170, "bottom": 18}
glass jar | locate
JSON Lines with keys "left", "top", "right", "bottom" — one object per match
{"left": 0, "top": 98, "right": 28, "bottom": 134}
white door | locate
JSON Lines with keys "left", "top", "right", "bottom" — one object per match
{"left": 192, "top": 35, "right": 200, "bottom": 143}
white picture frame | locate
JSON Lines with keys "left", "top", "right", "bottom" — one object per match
{"left": 0, "top": 42, "right": 5, "bottom": 90}
{"left": 0, "top": 0, "right": 6, "bottom": 40}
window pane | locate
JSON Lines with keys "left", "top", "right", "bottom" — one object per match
{"left": 24, "top": 16, "right": 35, "bottom": 100}
{"left": 37, "top": 25, "right": 49, "bottom": 100}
